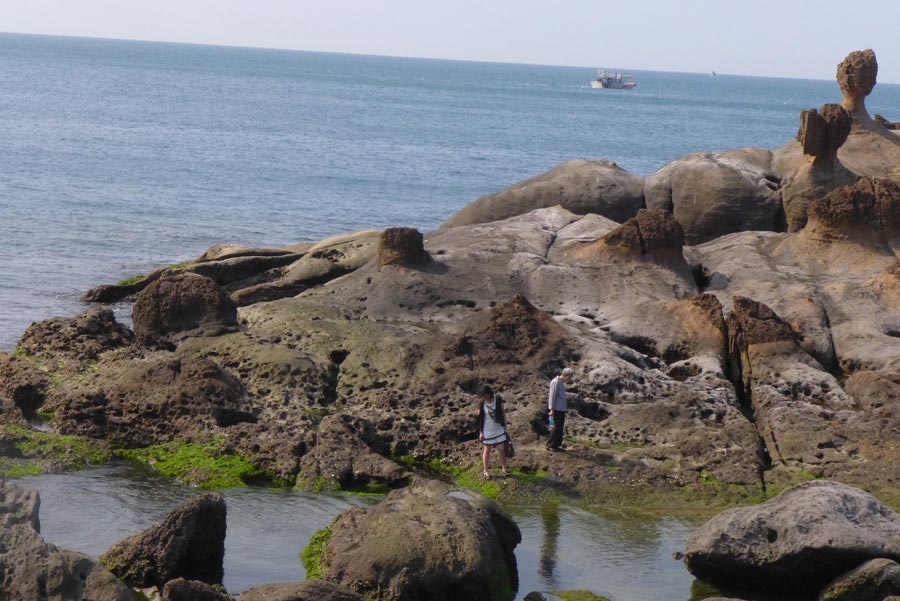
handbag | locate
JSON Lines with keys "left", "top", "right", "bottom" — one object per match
{"left": 504, "top": 432, "right": 515, "bottom": 458}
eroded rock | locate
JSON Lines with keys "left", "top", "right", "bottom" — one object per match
{"left": 377, "top": 227, "right": 430, "bottom": 269}
{"left": 238, "top": 580, "right": 365, "bottom": 601}
{"left": 17, "top": 304, "right": 133, "bottom": 362}
{"left": 100, "top": 494, "right": 226, "bottom": 589}
{"left": 132, "top": 273, "right": 238, "bottom": 343}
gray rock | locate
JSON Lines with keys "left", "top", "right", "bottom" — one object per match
{"left": 817, "top": 558, "right": 900, "bottom": 601}
{"left": 100, "top": 493, "right": 226, "bottom": 588}
{"left": 685, "top": 480, "right": 900, "bottom": 594}
{"left": 0, "top": 478, "right": 134, "bottom": 601}
{"left": 238, "top": 580, "right": 364, "bottom": 601}
{"left": 644, "top": 148, "right": 781, "bottom": 244}
{"left": 440, "top": 159, "right": 644, "bottom": 228}
{"left": 314, "top": 479, "right": 520, "bottom": 601}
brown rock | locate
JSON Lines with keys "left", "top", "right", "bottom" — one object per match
{"left": 132, "top": 273, "right": 238, "bottom": 343}
{"left": 805, "top": 177, "right": 900, "bottom": 241}
{"left": 17, "top": 304, "right": 133, "bottom": 362}
{"left": 731, "top": 296, "right": 796, "bottom": 346}
{"left": 0, "top": 352, "right": 49, "bottom": 417}
{"left": 596, "top": 208, "right": 685, "bottom": 266}
{"left": 100, "top": 494, "right": 226, "bottom": 588}
{"left": 238, "top": 580, "right": 364, "bottom": 601}
{"left": 817, "top": 558, "right": 900, "bottom": 601}
{"left": 377, "top": 227, "right": 430, "bottom": 269}
{"left": 798, "top": 104, "right": 852, "bottom": 161}
{"left": 837, "top": 49, "right": 878, "bottom": 117}
{"left": 163, "top": 578, "right": 232, "bottom": 601}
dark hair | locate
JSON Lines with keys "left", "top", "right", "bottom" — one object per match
{"left": 480, "top": 384, "right": 494, "bottom": 397}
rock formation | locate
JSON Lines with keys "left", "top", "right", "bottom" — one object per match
{"left": 376, "top": 227, "right": 431, "bottom": 268}
{"left": 100, "top": 494, "right": 227, "bottom": 589}
{"left": 837, "top": 49, "right": 879, "bottom": 128}
{"left": 685, "top": 481, "right": 900, "bottom": 595}
{"left": 780, "top": 103, "right": 858, "bottom": 231}
{"left": 238, "top": 581, "right": 365, "bottom": 601}
{"left": 310, "top": 479, "right": 520, "bottom": 601}
{"left": 162, "top": 578, "right": 232, "bottom": 601}
{"left": 0, "top": 478, "right": 135, "bottom": 601}
{"left": 16, "top": 304, "right": 133, "bottom": 363}
{"left": 644, "top": 148, "right": 781, "bottom": 244}
{"left": 439, "top": 159, "right": 644, "bottom": 228}
{"left": 132, "top": 273, "right": 238, "bottom": 343}
{"left": 818, "top": 559, "right": 900, "bottom": 601}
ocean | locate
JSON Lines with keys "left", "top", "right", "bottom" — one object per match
{"left": 2, "top": 32, "right": 899, "bottom": 350}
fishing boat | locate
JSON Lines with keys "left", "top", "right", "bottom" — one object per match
{"left": 591, "top": 70, "right": 637, "bottom": 89}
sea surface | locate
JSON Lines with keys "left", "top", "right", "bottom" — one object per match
{"left": 3, "top": 32, "right": 900, "bottom": 349}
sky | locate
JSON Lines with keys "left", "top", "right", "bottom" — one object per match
{"left": 2, "top": 0, "right": 899, "bottom": 82}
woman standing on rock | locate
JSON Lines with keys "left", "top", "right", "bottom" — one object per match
{"left": 476, "top": 385, "right": 508, "bottom": 480}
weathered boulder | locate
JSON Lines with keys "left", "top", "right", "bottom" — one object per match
{"left": 644, "top": 148, "right": 781, "bottom": 244}
{"left": 803, "top": 177, "right": 900, "bottom": 244}
{"left": 312, "top": 479, "right": 520, "bottom": 601}
{"left": 239, "top": 580, "right": 365, "bottom": 601}
{"left": 162, "top": 578, "right": 232, "bottom": 601}
{"left": 0, "top": 478, "right": 135, "bottom": 601}
{"left": 440, "top": 159, "right": 644, "bottom": 228}
{"left": 51, "top": 353, "right": 256, "bottom": 447}
{"left": 132, "top": 273, "right": 238, "bottom": 343}
{"left": 0, "top": 351, "right": 49, "bottom": 418}
{"left": 838, "top": 49, "right": 879, "bottom": 127}
{"left": 100, "top": 494, "right": 226, "bottom": 588}
{"left": 817, "top": 558, "right": 900, "bottom": 601}
{"left": 593, "top": 207, "right": 686, "bottom": 266}
{"left": 16, "top": 304, "right": 133, "bottom": 361}
{"left": 377, "top": 227, "right": 430, "bottom": 269}
{"left": 296, "top": 413, "right": 408, "bottom": 491}
{"left": 685, "top": 480, "right": 900, "bottom": 594}
{"left": 781, "top": 104, "right": 858, "bottom": 231}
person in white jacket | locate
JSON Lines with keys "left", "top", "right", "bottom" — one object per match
{"left": 547, "top": 368, "right": 574, "bottom": 451}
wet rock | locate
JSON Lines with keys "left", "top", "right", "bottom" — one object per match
{"left": 132, "top": 273, "right": 238, "bottom": 343}
{"left": 52, "top": 354, "right": 255, "bottom": 447}
{"left": 377, "top": 227, "right": 431, "bottom": 268}
{"left": 644, "top": 148, "right": 781, "bottom": 244}
{"left": 817, "top": 558, "right": 900, "bottom": 601}
{"left": 100, "top": 493, "right": 226, "bottom": 588}
{"left": 316, "top": 479, "right": 520, "bottom": 601}
{"left": 440, "top": 159, "right": 644, "bottom": 228}
{"left": 0, "top": 478, "right": 134, "bottom": 601}
{"left": 296, "top": 413, "right": 407, "bottom": 491}
{"left": 781, "top": 103, "right": 858, "bottom": 231}
{"left": 238, "top": 580, "right": 364, "bottom": 601}
{"left": 162, "top": 578, "right": 232, "bottom": 601}
{"left": 17, "top": 304, "right": 133, "bottom": 361}
{"left": 685, "top": 480, "right": 900, "bottom": 595}
{"left": 0, "top": 352, "right": 49, "bottom": 418}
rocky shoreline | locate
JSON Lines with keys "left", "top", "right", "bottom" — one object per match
{"left": 1, "top": 49, "right": 900, "bottom": 600}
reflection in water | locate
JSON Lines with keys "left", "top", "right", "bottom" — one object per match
{"left": 538, "top": 502, "right": 560, "bottom": 588}
{"left": 18, "top": 465, "right": 710, "bottom": 600}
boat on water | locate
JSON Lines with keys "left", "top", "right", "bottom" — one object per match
{"left": 591, "top": 69, "right": 637, "bottom": 89}
{"left": 711, "top": 70, "right": 717, "bottom": 77}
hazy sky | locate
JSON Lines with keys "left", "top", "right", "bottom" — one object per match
{"left": 2, "top": 0, "right": 900, "bottom": 81}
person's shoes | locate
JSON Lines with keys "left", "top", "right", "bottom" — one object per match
{"left": 547, "top": 446, "right": 558, "bottom": 452}
{"left": 482, "top": 471, "right": 492, "bottom": 480}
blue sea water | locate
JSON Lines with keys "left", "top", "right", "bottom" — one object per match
{"left": 2, "top": 32, "right": 900, "bottom": 350}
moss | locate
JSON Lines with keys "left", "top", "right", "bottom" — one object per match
{"left": 300, "top": 525, "right": 333, "bottom": 580}
{"left": 1, "top": 425, "right": 113, "bottom": 471}
{"left": 12, "top": 345, "right": 32, "bottom": 359}
{"left": 167, "top": 260, "right": 193, "bottom": 270}
{"left": 553, "top": 591, "right": 611, "bottom": 601}
{"left": 688, "top": 579, "right": 723, "bottom": 601}
{"left": 114, "top": 274, "right": 146, "bottom": 287}
{"left": 0, "top": 461, "right": 42, "bottom": 477}
{"left": 36, "top": 407, "right": 55, "bottom": 422}
{"left": 117, "top": 438, "right": 269, "bottom": 489}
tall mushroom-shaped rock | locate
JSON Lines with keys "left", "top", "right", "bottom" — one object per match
{"left": 307, "top": 479, "right": 521, "bottom": 601}
{"left": 100, "top": 493, "right": 226, "bottom": 589}
{"left": 0, "top": 479, "right": 135, "bottom": 601}
{"left": 685, "top": 480, "right": 900, "bottom": 595}
{"left": 132, "top": 273, "right": 238, "bottom": 344}
{"left": 838, "top": 49, "right": 879, "bottom": 129}
{"left": 781, "top": 104, "right": 858, "bottom": 231}
{"left": 439, "top": 159, "right": 644, "bottom": 228}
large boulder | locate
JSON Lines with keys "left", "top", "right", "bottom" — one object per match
{"left": 0, "top": 478, "right": 134, "bottom": 601}
{"left": 238, "top": 580, "right": 365, "bottom": 601}
{"left": 0, "top": 352, "right": 49, "bottom": 419}
{"left": 100, "top": 494, "right": 226, "bottom": 589}
{"left": 440, "top": 159, "right": 644, "bottom": 228}
{"left": 132, "top": 273, "right": 238, "bottom": 344}
{"left": 311, "top": 479, "right": 521, "bottom": 601}
{"left": 802, "top": 177, "right": 900, "bottom": 244}
{"left": 644, "top": 148, "right": 781, "bottom": 244}
{"left": 377, "top": 227, "right": 431, "bottom": 269}
{"left": 685, "top": 480, "right": 900, "bottom": 595}
{"left": 162, "top": 578, "right": 232, "bottom": 601}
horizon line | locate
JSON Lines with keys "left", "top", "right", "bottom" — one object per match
{"left": 0, "top": 29, "right": 852, "bottom": 84}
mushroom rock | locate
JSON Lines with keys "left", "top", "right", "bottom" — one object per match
{"left": 781, "top": 103, "right": 858, "bottom": 231}
{"left": 837, "top": 49, "right": 879, "bottom": 127}
{"left": 377, "top": 227, "right": 431, "bottom": 269}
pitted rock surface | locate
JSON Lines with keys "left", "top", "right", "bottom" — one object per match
{"left": 132, "top": 272, "right": 237, "bottom": 343}
{"left": 377, "top": 227, "right": 430, "bottom": 268}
